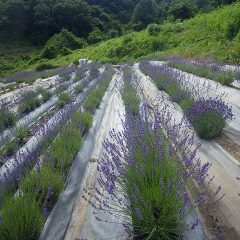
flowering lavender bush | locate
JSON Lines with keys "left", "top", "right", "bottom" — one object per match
{"left": 122, "top": 66, "right": 140, "bottom": 115}
{"left": 186, "top": 98, "right": 234, "bottom": 139}
{"left": 87, "top": 97, "right": 213, "bottom": 239}
{"left": 168, "top": 57, "right": 236, "bottom": 86}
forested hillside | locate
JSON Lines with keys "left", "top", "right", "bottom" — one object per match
{"left": 0, "top": 0, "right": 237, "bottom": 44}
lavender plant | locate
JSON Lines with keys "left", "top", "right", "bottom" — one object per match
{"left": 89, "top": 106, "right": 212, "bottom": 239}
{"left": 168, "top": 57, "right": 236, "bottom": 86}
{"left": 122, "top": 66, "right": 140, "bottom": 116}
{"left": 186, "top": 98, "right": 234, "bottom": 139}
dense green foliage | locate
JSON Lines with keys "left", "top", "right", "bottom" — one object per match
{"left": 41, "top": 29, "right": 86, "bottom": 59}
{"left": 191, "top": 111, "right": 226, "bottom": 139}
{"left": 0, "top": 0, "right": 237, "bottom": 44}
{"left": 0, "top": 195, "right": 44, "bottom": 240}
{"left": 0, "top": 0, "right": 240, "bottom": 77}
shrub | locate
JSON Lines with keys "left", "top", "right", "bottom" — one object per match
{"left": 41, "top": 29, "right": 86, "bottom": 59}
{"left": 47, "top": 123, "right": 82, "bottom": 172}
{"left": 147, "top": 23, "right": 161, "bottom": 36}
{"left": 21, "top": 165, "right": 64, "bottom": 207}
{"left": 226, "top": 14, "right": 240, "bottom": 39}
{"left": 93, "top": 108, "right": 207, "bottom": 239}
{"left": 186, "top": 99, "right": 234, "bottom": 139}
{"left": 122, "top": 67, "right": 140, "bottom": 115}
{"left": 0, "top": 195, "right": 44, "bottom": 240}
{"left": 0, "top": 110, "right": 17, "bottom": 129}
{"left": 123, "top": 36, "right": 133, "bottom": 44}
{"left": 151, "top": 38, "right": 164, "bottom": 51}
{"left": 58, "top": 92, "right": 71, "bottom": 108}
{"left": 215, "top": 72, "right": 235, "bottom": 86}
{"left": 4, "top": 140, "right": 19, "bottom": 156}
{"left": 73, "top": 59, "right": 79, "bottom": 65}
{"left": 191, "top": 111, "right": 225, "bottom": 139}
{"left": 179, "top": 98, "right": 195, "bottom": 110}
{"left": 88, "top": 27, "right": 106, "bottom": 44}
{"left": 74, "top": 83, "right": 84, "bottom": 94}
{"left": 40, "top": 89, "right": 52, "bottom": 102}
{"left": 19, "top": 96, "right": 41, "bottom": 114}
{"left": 74, "top": 111, "right": 93, "bottom": 131}
{"left": 16, "top": 126, "right": 28, "bottom": 143}
{"left": 60, "top": 47, "right": 72, "bottom": 56}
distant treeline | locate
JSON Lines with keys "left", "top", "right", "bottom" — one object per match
{"left": 0, "top": 0, "right": 237, "bottom": 44}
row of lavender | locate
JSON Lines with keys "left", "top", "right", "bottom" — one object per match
{"left": 0, "top": 65, "right": 115, "bottom": 239}
{"left": 86, "top": 66, "right": 215, "bottom": 239}
{"left": 0, "top": 65, "right": 79, "bottom": 133}
{"left": 167, "top": 56, "right": 240, "bottom": 86}
{"left": 140, "top": 61, "right": 234, "bottom": 140}
{"left": 0, "top": 64, "right": 93, "bottom": 162}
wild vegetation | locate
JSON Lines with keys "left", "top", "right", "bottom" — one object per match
{"left": 1, "top": 0, "right": 240, "bottom": 77}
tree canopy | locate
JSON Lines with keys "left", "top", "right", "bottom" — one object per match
{"left": 0, "top": 0, "right": 238, "bottom": 44}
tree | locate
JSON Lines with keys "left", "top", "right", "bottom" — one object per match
{"left": 168, "top": 0, "right": 196, "bottom": 21}
{"left": 132, "top": 0, "right": 159, "bottom": 29}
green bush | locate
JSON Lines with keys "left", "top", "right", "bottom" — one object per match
{"left": 19, "top": 96, "right": 41, "bottom": 114}
{"left": 21, "top": 165, "right": 64, "bottom": 206}
{"left": 58, "top": 92, "right": 71, "bottom": 108}
{"left": 0, "top": 110, "right": 17, "bottom": 128}
{"left": 73, "top": 59, "right": 79, "bottom": 65}
{"left": 151, "top": 38, "right": 164, "bottom": 51}
{"left": 0, "top": 195, "right": 44, "bottom": 240}
{"left": 41, "top": 29, "right": 86, "bottom": 59}
{"left": 122, "top": 36, "right": 133, "bottom": 44}
{"left": 147, "top": 23, "right": 161, "bottom": 36}
{"left": 88, "top": 27, "right": 106, "bottom": 44}
{"left": 226, "top": 14, "right": 240, "bottom": 39}
{"left": 40, "top": 89, "right": 52, "bottom": 102}
{"left": 74, "top": 83, "right": 84, "bottom": 94}
{"left": 74, "top": 111, "right": 93, "bottom": 130}
{"left": 216, "top": 72, "right": 235, "bottom": 86}
{"left": 4, "top": 140, "right": 19, "bottom": 156}
{"left": 192, "top": 111, "right": 225, "bottom": 139}
{"left": 16, "top": 126, "right": 28, "bottom": 143}
{"left": 179, "top": 98, "right": 195, "bottom": 110}
{"left": 48, "top": 123, "right": 82, "bottom": 172}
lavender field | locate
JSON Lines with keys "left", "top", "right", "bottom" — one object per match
{"left": 0, "top": 58, "right": 240, "bottom": 240}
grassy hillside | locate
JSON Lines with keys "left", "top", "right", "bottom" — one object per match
{"left": 1, "top": 1, "right": 240, "bottom": 77}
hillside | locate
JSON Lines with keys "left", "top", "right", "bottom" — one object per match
{"left": 1, "top": 1, "right": 240, "bottom": 77}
